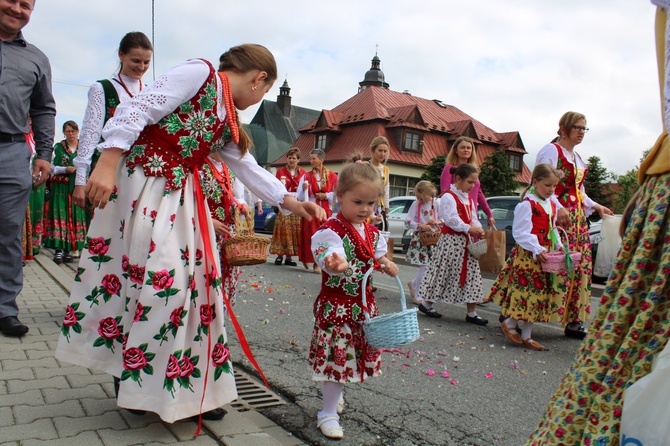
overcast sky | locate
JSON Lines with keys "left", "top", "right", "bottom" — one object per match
{"left": 26, "top": 0, "right": 659, "bottom": 176}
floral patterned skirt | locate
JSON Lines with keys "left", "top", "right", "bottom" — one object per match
{"left": 54, "top": 164, "right": 237, "bottom": 423}
{"left": 405, "top": 232, "right": 433, "bottom": 265}
{"left": 270, "top": 212, "right": 300, "bottom": 256}
{"left": 488, "top": 246, "right": 564, "bottom": 323}
{"left": 557, "top": 205, "right": 593, "bottom": 324}
{"left": 308, "top": 320, "right": 382, "bottom": 384}
{"left": 419, "top": 233, "right": 483, "bottom": 304}
{"left": 526, "top": 172, "right": 670, "bottom": 446}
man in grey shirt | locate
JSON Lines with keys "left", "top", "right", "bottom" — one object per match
{"left": 0, "top": 0, "right": 56, "bottom": 336}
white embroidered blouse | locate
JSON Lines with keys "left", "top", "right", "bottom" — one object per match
{"left": 405, "top": 197, "right": 441, "bottom": 229}
{"left": 512, "top": 193, "right": 560, "bottom": 258}
{"left": 439, "top": 184, "right": 482, "bottom": 233}
{"left": 74, "top": 73, "right": 144, "bottom": 186}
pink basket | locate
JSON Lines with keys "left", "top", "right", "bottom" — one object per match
{"left": 541, "top": 250, "right": 582, "bottom": 273}
{"left": 540, "top": 227, "right": 581, "bottom": 274}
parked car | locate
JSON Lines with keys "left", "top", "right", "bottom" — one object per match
{"left": 478, "top": 195, "right": 603, "bottom": 277}
{"left": 254, "top": 202, "right": 276, "bottom": 233}
{"left": 387, "top": 196, "right": 416, "bottom": 253}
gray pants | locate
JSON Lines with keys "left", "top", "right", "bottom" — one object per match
{"left": 0, "top": 141, "right": 32, "bottom": 318}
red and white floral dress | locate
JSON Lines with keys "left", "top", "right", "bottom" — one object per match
{"left": 55, "top": 59, "right": 288, "bottom": 422}
{"left": 308, "top": 213, "right": 387, "bottom": 383}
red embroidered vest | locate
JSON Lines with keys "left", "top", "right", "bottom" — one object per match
{"left": 276, "top": 166, "right": 305, "bottom": 193}
{"left": 525, "top": 197, "right": 557, "bottom": 248}
{"left": 553, "top": 143, "right": 588, "bottom": 209}
{"left": 201, "top": 159, "right": 236, "bottom": 227}
{"left": 313, "top": 215, "right": 380, "bottom": 329}
{"left": 441, "top": 190, "right": 473, "bottom": 235}
{"left": 125, "top": 60, "right": 230, "bottom": 192}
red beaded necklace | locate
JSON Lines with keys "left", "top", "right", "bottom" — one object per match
{"left": 217, "top": 72, "right": 240, "bottom": 144}
{"left": 113, "top": 74, "right": 143, "bottom": 98}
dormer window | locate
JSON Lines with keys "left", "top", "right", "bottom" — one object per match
{"left": 508, "top": 153, "right": 522, "bottom": 172}
{"left": 315, "top": 134, "right": 327, "bottom": 150}
{"left": 402, "top": 131, "right": 422, "bottom": 152}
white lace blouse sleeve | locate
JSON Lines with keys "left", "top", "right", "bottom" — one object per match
{"left": 231, "top": 175, "right": 245, "bottom": 203}
{"left": 99, "top": 59, "right": 209, "bottom": 151}
{"left": 512, "top": 201, "right": 545, "bottom": 257}
{"left": 311, "top": 227, "right": 345, "bottom": 274}
{"left": 218, "top": 143, "right": 288, "bottom": 209}
{"left": 439, "top": 194, "right": 471, "bottom": 233}
{"left": 74, "top": 81, "right": 106, "bottom": 186}
{"left": 405, "top": 200, "right": 420, "bottom": 229}
{"left": 375, "top": 230, "right": 389, "bottom": 259}
{"left": 535, "top": 143, "right": 558, "bottom": 167}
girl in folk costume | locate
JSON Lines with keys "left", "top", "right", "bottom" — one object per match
{"left": 308, "top": 158, "right": 398, "bottom": 440}
{"left": 405, "top": 180, "right": 441, "bottom": 306}
{"left": 55, "top": 44, "right": 325, "bottom": 424}
{"left": 535, "top": 111, "right": 613, "bottom": 339}
{"left": 200, "top": 152, "right": 245, "bottom": 309}
{"left": 270, "top": 147, "right": 306, "bottom": 266}
{"left": 488, "top": 164, "right": 563, "bottom": 351}
{"left": 418, "top": 164, "right": 488, "bottom": 323}
{"left": 297, "top": 148, "right": 338, "bottom": 273}
{"left": 73, "top": 32, "right": 153, "bottom": 224}
{"left": 43, "top": 121, "right": 87, "bottom": 264}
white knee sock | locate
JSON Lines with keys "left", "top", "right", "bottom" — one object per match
{"left": 318, "top": 381, "right": 343, "bottom": 426}
{"left": 520, "top": 322, "right": 534, "bottom": 340}
{"left": 504, "top": 317, "right": 518, "bottom": 329}
{"left": 411, "top": 266, "right": 426, "bottom": 300}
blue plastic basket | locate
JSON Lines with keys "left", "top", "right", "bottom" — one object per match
{"left": 361, "top": 268, "right": 420, "bottom": 349}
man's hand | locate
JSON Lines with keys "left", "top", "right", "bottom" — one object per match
{"left": 32, "top": 159, "right": 50, "bottom": 187}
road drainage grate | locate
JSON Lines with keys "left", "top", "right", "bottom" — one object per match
{"left": 229, "top": 369, "right": 286, "bottom": 411}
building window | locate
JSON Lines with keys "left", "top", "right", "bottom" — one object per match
{"left": 508, "top": 153, "right": 522, "bottom": 172}
{"left": 389, "top": 174, "right": 420, "bottom": 198}
{"left": 402, "top": 131, "right": 421, "bottom": 152}
{"left": 315, "top": 134, "right": 327, "bottom": 150}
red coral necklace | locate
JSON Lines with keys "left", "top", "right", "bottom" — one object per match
{"left": 217, "top": 72, "right": 240, "bottom": 144}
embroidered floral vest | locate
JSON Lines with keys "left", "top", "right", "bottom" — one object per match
{"left": 304, "top": 169, "right": 337, "bottom": 217}
{"left": 51, "top": 142, "right": 76, "bottom": 186}
{"left": 525, "top": 197, "right": 557, "bottom": 248}
{"left": 125, "top": 60, "right": 230, "bottom": 192}
{"left": 441, "top": 190, "right": 473, "bottom": 235}
{"left": 200, "top": 159, "right": 236, "bottom": 227}
{"left": 553, "top": 143, "right": 588, "bottom": 209}
{"left": 312, "top": 216, "right": 380, "bottom": 329}
{"left": 276, "top": 166, "right": 305, "bottom": 193}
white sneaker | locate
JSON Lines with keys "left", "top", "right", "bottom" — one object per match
{"left": 317, "top": 416, "right": 343, "bottom": 439}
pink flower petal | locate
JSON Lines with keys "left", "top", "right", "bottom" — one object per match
{"left": 441, "top": 370, "right": 451, "bottom": 378}
{"left": 450, "top": 379, "right": 458, "bottom": 385}
{"left": 425, "top": 368, "right": 435, "bottom": 376}
{"left": 485, "top": 372, "right": 494, "bottom": 379}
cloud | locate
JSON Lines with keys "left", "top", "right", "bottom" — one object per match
{"left": 26, "top": 0, "right": 660, "bottom": 175}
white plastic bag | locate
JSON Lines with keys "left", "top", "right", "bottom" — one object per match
{"left": 593, "top": 214, "right": 622, "bottom": 278}
{"left": 620, "top": 340, "right": 670, "bottom": 445}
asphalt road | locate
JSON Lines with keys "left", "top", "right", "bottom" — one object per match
{"left": 226, "top": 251, "right": 605, "bottom": 446}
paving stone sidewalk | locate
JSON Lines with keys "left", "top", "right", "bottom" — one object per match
{"left": 0, "top": 253, "right": 304, "bottom": 446}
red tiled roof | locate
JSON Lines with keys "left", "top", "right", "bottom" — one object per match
{"left": 271, "top": 85, "right": 531, "bottom": 184}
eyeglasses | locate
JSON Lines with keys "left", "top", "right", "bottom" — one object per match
{"left": 572, "top": 125, "right": 589, "bottom": 133}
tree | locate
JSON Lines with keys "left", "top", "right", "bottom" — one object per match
{"left": 612, "top": 169, "right": 639, "bottom": 214}
{"left": 420, "top": 155, "right": 446, "bottom": 194}
{"left": 478, "top": 150, "right": 519, "bottom": 196}
{"left": 584, "top": 156, "right": 613, "bottom": 215}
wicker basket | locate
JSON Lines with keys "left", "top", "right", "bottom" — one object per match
{"left": 467, "top": 235, "right": 488, "bottom": 258}
{"left": 222, "top": 235, "right": 270, "bottom": 266}
{"left": 360, "top": 268, "right": 420, "bottom": 349}
{"left": 540, "top": 227, "right": 582, "bottom": 274}
{"left": 418, "top": 229, "right": 440, "bottom": 246}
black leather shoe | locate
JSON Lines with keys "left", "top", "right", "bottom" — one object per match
{"left": 465, "top": 315, "right": 489, "bottom": 326}
{"left": 53, "top": 250, "right": 63, "bottom": 264}
{"left": 274, "top": 256, "right": 283, "bottom": 265}
{"left": 284, "top": 258, "right": 297, "bottom": 267}
{"left": 63, "top": 252, "right": 73, "bottom": 263}
{"left": 113, "top": 377, "right": 147, "bottom": 415}
{"left": 565, "top": 323, "right": 587, "bottom": 340}
{"left": 418, "top": 303, "right": 442, "bottom": 318}
{"left": 192, "top": 408, "right": 227, "bottom": 421}
{"left": 0, "top": 316, "right": 29, "bottom": 336}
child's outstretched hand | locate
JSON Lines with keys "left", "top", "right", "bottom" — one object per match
{"left": 379, "top": 258, "right": 399, "bottom": 277}
{"left": 324, "top": 252, "right": 348, "bottom": 273}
